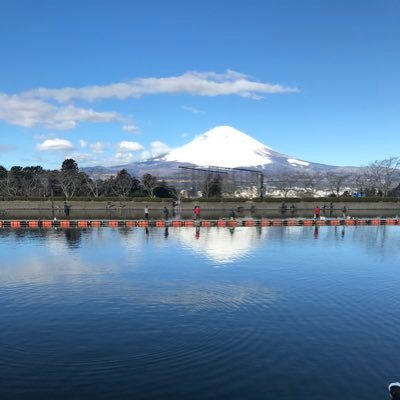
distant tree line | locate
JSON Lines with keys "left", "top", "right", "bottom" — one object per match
{"left": 1, "top": 157, "right": 400, "bottom": 200}
{"left": 268, "top": 157, "right": 400, "bottom": 198}
{"left": 0, "top": 159, "right": 177, "bottom": 199}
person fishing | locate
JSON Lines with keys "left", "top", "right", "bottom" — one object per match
{"left": 193, "top": 205, "right": 200, "bottom": 220}
{"left": 162, "top": 206, "right": 169, "bottom": 220}
{"left": 63, "top": 201, "right": 70, "bottom": 218}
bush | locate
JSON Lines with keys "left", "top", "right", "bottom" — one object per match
{"left": 253, "top": 197, "right": 302, "bottom": 203}
{"left": 180, "top": 197, "right": 249, "bottom": 202}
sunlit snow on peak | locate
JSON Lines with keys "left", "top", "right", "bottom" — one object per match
{"left": 287, "top": 158, "right": 309, "bottom": 167}
{"left": 163, "top": 126, "right": 273, "bottom": 168}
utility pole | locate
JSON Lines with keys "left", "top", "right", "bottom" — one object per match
{"left": 232, "top": 167, "right": 265, "bottom": 198}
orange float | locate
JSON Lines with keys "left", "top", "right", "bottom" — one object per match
{"left": 28, "top": 221, "right": 39, "bottom": 228}
{"left": 91, "top": 221, "right": 101, "bottom": 227}
{"left": 287, "top": 219, "right": 298, "bottom": 226}
{"left": 200, "top": 220, "right": 211, "bottom": 227}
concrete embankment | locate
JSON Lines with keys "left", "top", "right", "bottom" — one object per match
{"left": 0, "top": 200, "right": 400, "bottom": 219}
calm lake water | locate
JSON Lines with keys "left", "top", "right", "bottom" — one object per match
{"left": 1, "top": 226, "right": 400, "bottom": 399}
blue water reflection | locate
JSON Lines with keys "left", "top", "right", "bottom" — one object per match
{"left": 1, "top": 226, "right": 400, "bottom": 399}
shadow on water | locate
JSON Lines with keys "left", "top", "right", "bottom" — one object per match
{"left": 64, "top": 228, "right": 82, "bottom": 248}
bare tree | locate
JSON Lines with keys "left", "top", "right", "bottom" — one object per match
{"left": 325, "top": 172, "right": 351, "bottom": 197}
{"left": 270, "top": 172, "right": 300, "bottom": 197}
{"left": 0, "top": 166, "right": 8, "bottom": 196}
{"left": 201, "top": 174, "right": 222, "bottom": 198}
{"left": 141, "top": 173, "right": 158, "bottom": 197}
{"left": 113, "top": 169, "right": 133, "bottom": 197}
{"left": 20, "top": 166, "right": 45, "bottom": 197}
{"left": 81, "top": 173, "right": 105, "bottom": 198}
{"left": 5, "top": 166, "right": 24, "bottom": 196}
{"left": 364, "top": 157, "right": 400, "bottom": 196}
{"left": 298, "top": 171, "right": 325, "bottom": 196}
{"left": 59, "top": 159, "right": 80, "bottom": 198}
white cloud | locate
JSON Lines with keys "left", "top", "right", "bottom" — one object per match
{"left": 65, "top": 151, "right": 97, "bottom": 164}
{"left": 117, "top": 140, "right": 144, "bottom": 152}
{"left": 35, "top": 133, "right": 55, "bottom": 141}
{"left": 79, "top": 140, "right": 108, "bottom": 154}
{"left": 122, "top": 124, "right": 140, "bottom": 133}
{"left": 0, "top": 70, "right": 298, "bottom": 132}
{"left": 139, "top": 141, "right": 170, "bottom": 161}
{"left": 22, "top": 70, "right": 299, "bottom": 102}
{"left": 150, "top": 141, "right": 171, "bottom": 157}
{"left": 89, "top": 141, "right": 107, "bottom": 154}
{"left": 140, "top": 150, "right": 151, "bottom": 160}
{"left": 0, "top": 93, "right": 120, "bottom": 129}
{"left": 182, "top": 105, "right": 205, "bottom": 114}
{"left": 111, "top": 152, "right": 135, "bottom": 164}
{"left": 36, "top": 138, "right": 74, "bottom": 152}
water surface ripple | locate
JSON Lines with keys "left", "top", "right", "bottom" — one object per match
{"left": 1, "top": 226, "right": 400, "bottom": 399}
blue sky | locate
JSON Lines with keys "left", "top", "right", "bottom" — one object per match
{"left": 0, "top": 0, "right": 399, "bottom": 170}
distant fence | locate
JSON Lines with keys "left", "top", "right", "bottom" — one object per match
{"left": 0, "top": 204, "right": 400, "bottom": 220}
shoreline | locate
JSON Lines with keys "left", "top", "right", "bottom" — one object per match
{"left": 0, "top": 217, "right": 399, "bottom": 229}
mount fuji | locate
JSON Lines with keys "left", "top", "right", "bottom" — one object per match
{"left": 163, "top": 126, "right": 275, "bottom": 168}
{"left": 85, "top": 126, "right": 353, "bottom": 178}
{"left": 162, "top": 126, "right": 310, "bottom": 169}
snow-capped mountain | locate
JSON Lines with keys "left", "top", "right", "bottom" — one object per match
{"left": 162, "top": 125, "right": 317, "bottom": 170}
{"left": 84, "top": 125, "right": 354, "bottom": 178}
{"left": 163, "top": 126, "right": 276, "bottom": 168}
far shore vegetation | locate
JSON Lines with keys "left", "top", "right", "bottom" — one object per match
{"left": 1, "top": 157, "right": 400, "bottom": 201}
